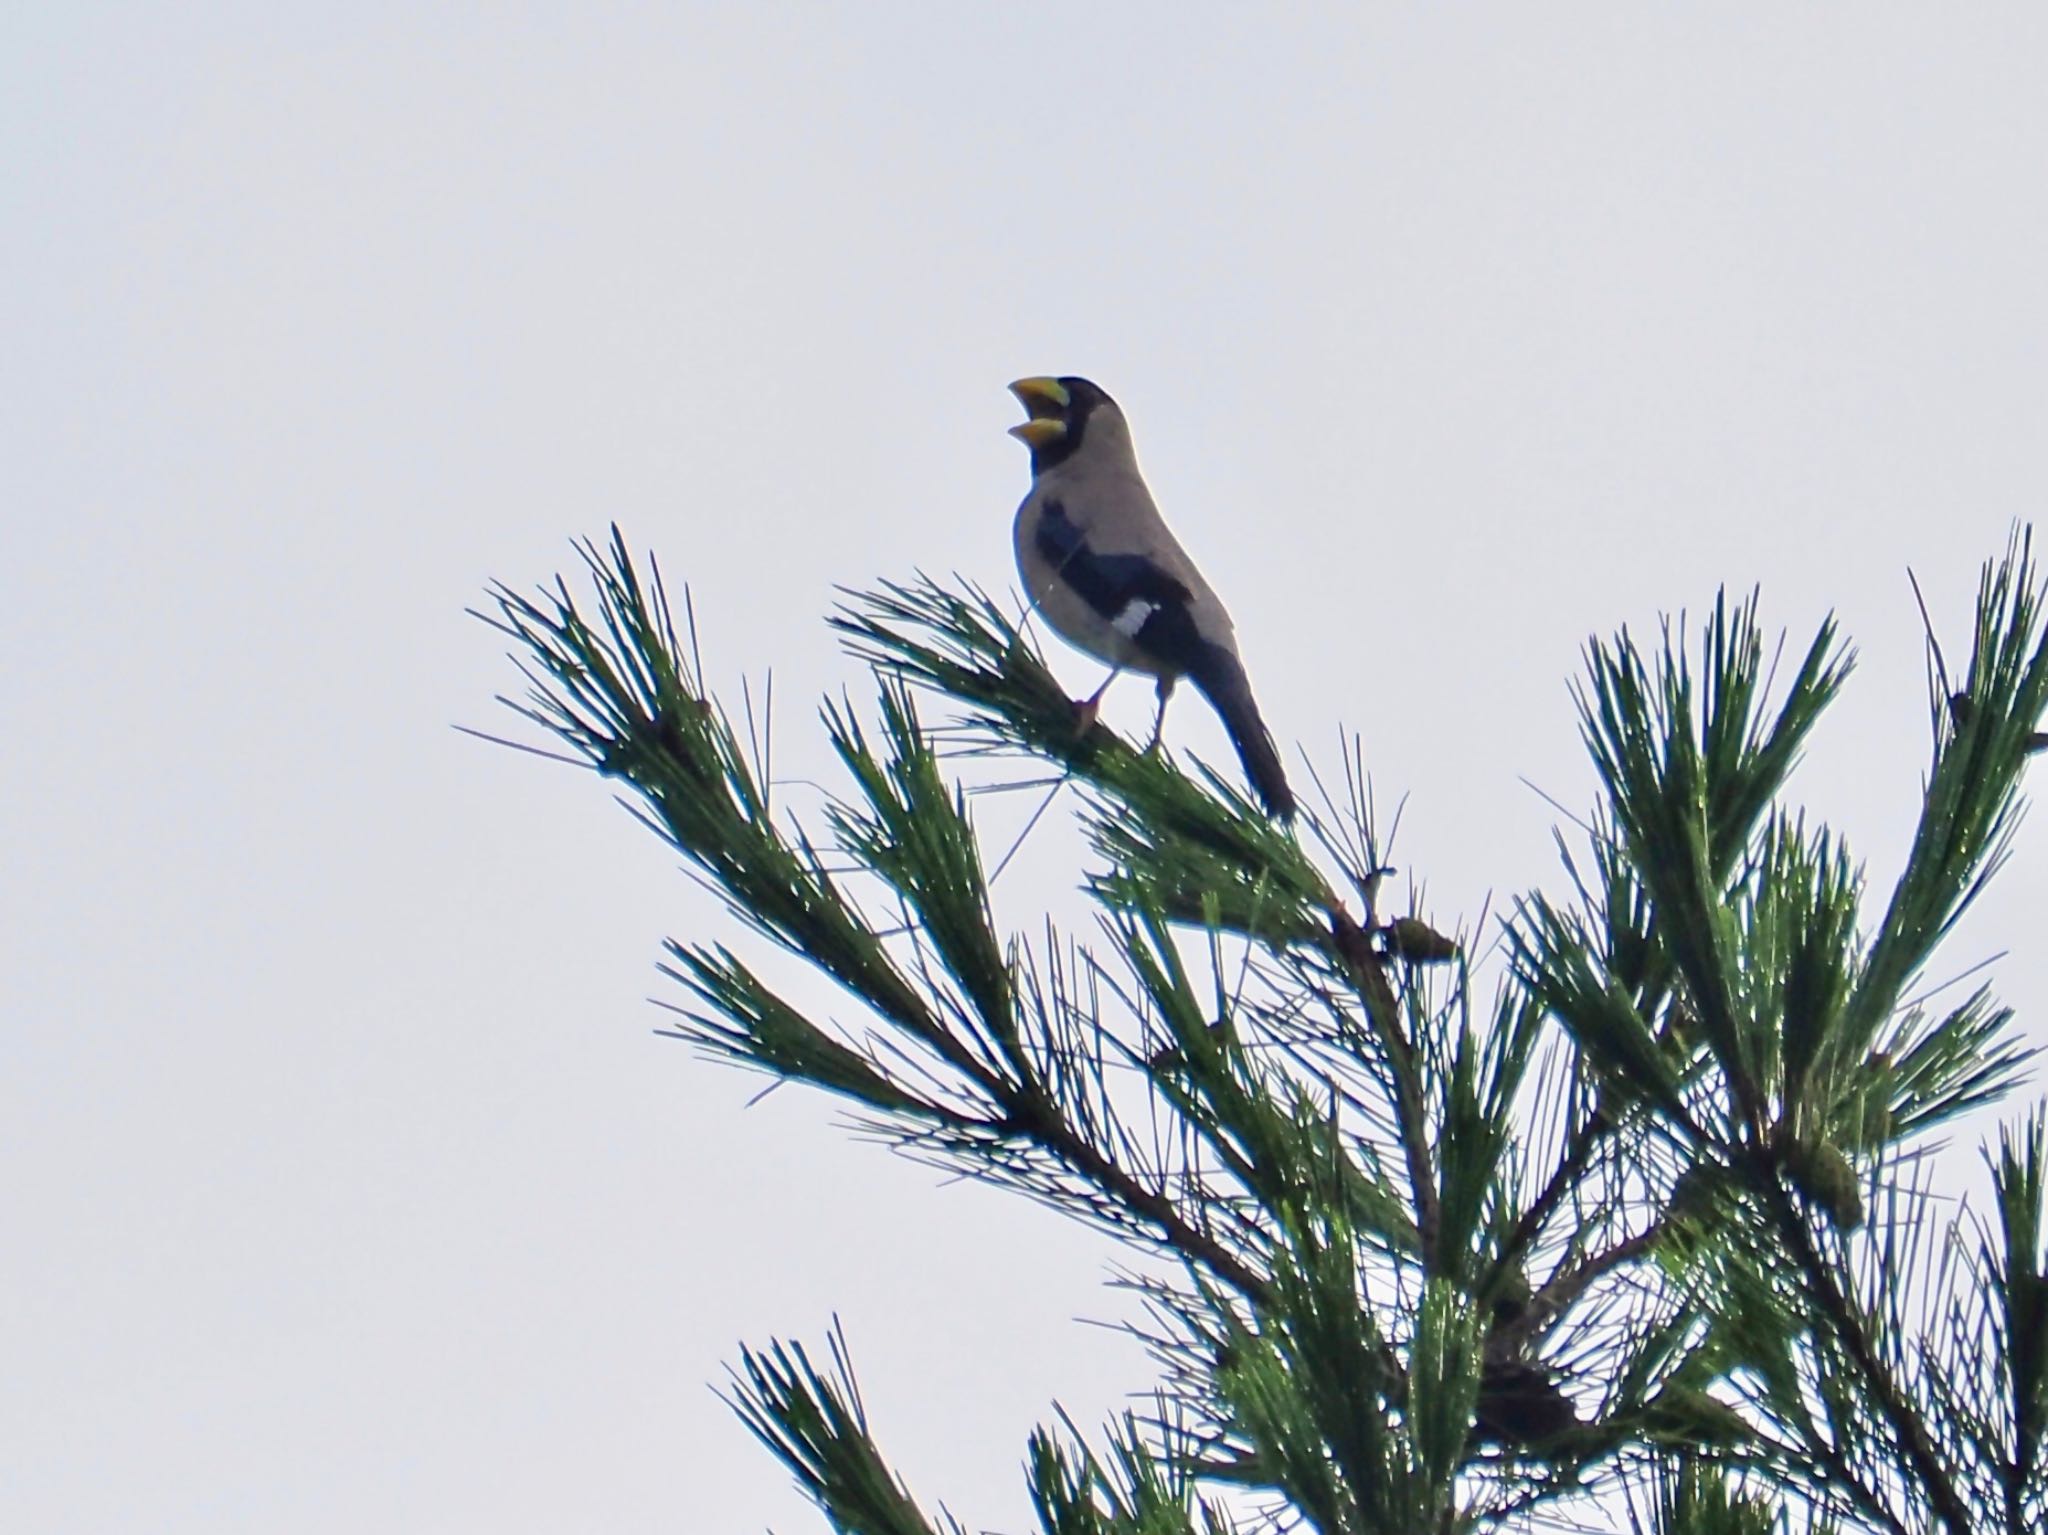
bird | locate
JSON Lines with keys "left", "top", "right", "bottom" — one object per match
{"left": 1006, "top": 375, "right": 1294, "bottom": 820}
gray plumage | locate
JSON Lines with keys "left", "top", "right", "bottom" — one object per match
{"left": 1007, "top": 375, "right": 1293, "bottom": 819}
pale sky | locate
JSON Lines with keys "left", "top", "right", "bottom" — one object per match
{"left": 6, "top": 6, "right": 2048, "bottom": 1531}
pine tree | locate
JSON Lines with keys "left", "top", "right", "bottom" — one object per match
{"left": 476, "top": 529, "right": 2048, "bottom": 1534}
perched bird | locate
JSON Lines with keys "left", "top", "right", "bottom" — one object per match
{"left": 1007, "top": 375, "right": 1294, "bottom": 819}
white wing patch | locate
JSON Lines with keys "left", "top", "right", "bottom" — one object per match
{"left": 1111, "top": 598, "right": 1158, "bottom": 639}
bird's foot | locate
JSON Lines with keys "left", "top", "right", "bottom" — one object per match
{"left": 1071, "top": 669, "right": 1120, "bottom": 738}
{"left": 1142, "top": 678, "right": 1174, "bottom": 755}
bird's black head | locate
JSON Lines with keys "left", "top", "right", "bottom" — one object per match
{"left": 1007, "top": 375, "right": 1119, "bottom": 472}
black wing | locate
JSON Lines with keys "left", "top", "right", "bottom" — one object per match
{"left": 1035, "top": 498, "right": 1294, "bottom": 818}
{"left": 1034, "top": 498, "right": 1208, "bottom": 674}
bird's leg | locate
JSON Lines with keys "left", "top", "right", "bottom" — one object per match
{"left": 1144, "top": 676, "right": 1176, "bottom": 753}
{"left": 1073, "top": 668, "right": 1121, "bottom": 735}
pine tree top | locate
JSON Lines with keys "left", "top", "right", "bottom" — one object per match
{"left": 475, "top": 527, "right": 2048, "bottom": 1535}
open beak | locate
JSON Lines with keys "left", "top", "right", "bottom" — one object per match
{"left": 1009, "top": 418, "right": 1066, "bottom": 447}
{"left": 1009, "top": 377, "right": 1070, "bottom": 416}
{"left": 1008, "top": 376, "right": 1070, "bottom": 445}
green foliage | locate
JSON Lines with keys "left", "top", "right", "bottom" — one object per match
{"left": 727, "top": 1326, "right": 959, "bottom": 1535}
{"left": 479, "top": 527, "right": 2048, "bottom": 1533}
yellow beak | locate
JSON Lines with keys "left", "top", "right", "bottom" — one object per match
{"left": 1008, "top": 418, "right": 1067, "bottom": 447}
{"left": 1008, "top": 377, "right": 1070, "bottom": 446}
{"left": 1008, "top": 376, "right": 1070, "bottom": 417}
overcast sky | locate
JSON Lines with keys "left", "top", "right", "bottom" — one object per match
{"left": 6, "top": 6, "right": 2048, "bottom": 1531}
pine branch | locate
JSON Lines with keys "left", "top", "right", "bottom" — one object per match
{"left": 1025, "top": 1408, "right": 1228, "bottom": 1535}
{"left": 1983, "top": 1112, "right": 2048, "bottom": 1533}
{"left": 1752, "top": 1153, "right": 1970, "bottom": 1532}
{"left": 725, "top": 1324, "right": 956, "bottom": 1535}
{"left": 477, "top": 525, "right": 2048, "bottom": 1534}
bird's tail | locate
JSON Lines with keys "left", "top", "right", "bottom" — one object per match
{"left": 1188, "top": 644, "right": 1295, "bottom": 820}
